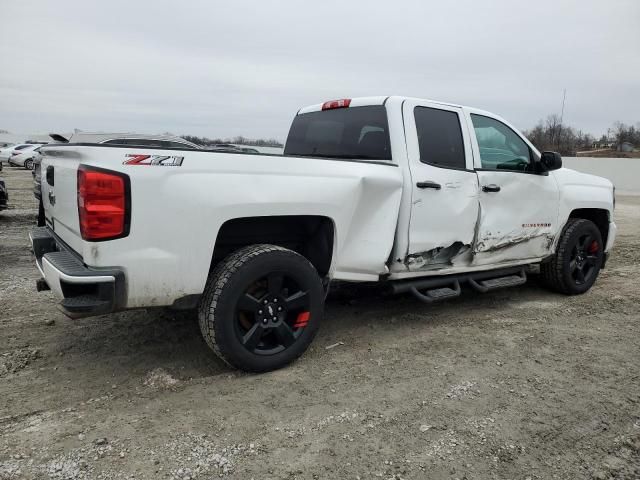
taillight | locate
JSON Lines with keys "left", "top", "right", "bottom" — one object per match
{"left": 77, "top": 166, "right": 130, "bottom": 241}
{"left": 321, "top": 98, "right": 351, "bottom": 110}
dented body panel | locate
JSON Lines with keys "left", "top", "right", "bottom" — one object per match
{"left": 472, "top": 169, "right": 560, "bottom": 266}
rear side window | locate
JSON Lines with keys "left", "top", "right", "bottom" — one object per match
{"left": 15, "top": 145, "right": 31, "bottom": 151}
{"left": 284, "top": 105, "right": 391, "bottom": 160}
{"left": 414, "top": 107, "right": 466, "bottom": 169}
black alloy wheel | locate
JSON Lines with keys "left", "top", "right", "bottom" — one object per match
{"left": 235, "top": 272, "right": 312, "bottom": 355}
{"left": 198, "top": 244, "right": 324, "bottom": 372}
{"left": 540, "top": 218, "right": 604, "bottom": 295}
{"left": 570, "top": 232, "right": 600, "bottom": 286}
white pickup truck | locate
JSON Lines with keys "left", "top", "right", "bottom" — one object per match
{"left": 31, "top": 96, "right": 616, "bottom": 372}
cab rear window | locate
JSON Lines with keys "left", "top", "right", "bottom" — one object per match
{"left": 284, "top": 105, "right": 391, "bottom": 161}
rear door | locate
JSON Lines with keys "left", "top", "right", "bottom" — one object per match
{"left": 402, "top": 100, "right": 479, "bottom": 270}
{"left": 468, "top": 111, "right": 559, "bottom": 264}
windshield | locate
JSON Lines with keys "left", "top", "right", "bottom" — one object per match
{"left": 284, "top": 105, "right": 391, "bottom": 161}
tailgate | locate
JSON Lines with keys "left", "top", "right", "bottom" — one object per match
{"left": 40, "top": 146, "right": 84, "bottom": 253}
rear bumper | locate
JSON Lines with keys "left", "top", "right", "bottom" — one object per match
{"left": 29, "top": 227, "right": 126, "bottom": 318}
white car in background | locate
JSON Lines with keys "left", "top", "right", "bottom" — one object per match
{"left": 0, "top": 144, "right": 30, "bottom": 164}
{"left": 8, "top": 144, "right": 44, "bottom": 170}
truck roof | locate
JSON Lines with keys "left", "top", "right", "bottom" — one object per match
{"left": 296, "top": 95, "right": 501, "bottom": 117}
{"left": 297, "top": 95, "right": 469, "bottom": 114}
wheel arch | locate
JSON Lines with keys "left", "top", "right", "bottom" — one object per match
{"left": 209, "top": 215, "right": 336, "bottom": 278}
{"left": 568, "top": 208, "right": 610, "bottom": 247}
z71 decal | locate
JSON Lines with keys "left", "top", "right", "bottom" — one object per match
{"left": 123, "top": 154, "right": 184, "bottom": 166}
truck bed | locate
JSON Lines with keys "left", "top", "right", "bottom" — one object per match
{"left": 38, "top": 143, "right": 404, "bottom": 309}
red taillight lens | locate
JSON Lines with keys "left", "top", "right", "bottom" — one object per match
{"left": 77, "top": 166, "right": 129, "bottom": 241}
{"left": 321, "top": 98, "right": 351, "bottom": 110}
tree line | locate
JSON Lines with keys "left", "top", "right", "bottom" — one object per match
{"left": 181, "top": 135, "right": 283, "bottom": 148}
{"left": 524, "top": 116, "right": 639, "bottom": 155}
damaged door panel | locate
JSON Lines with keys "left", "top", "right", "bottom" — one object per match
{"left": 469, "top": 113, "right": 560, "bottom": 265}
{"left": 402, "top": 99, "right": 480, "bottom": 271}
{"left": 405, "top": 241, "right": 471, "bottom": 270}
{"left": 472, "top": 172, "right": 559, "bottom": 265}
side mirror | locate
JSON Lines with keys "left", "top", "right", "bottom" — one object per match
{"left": 540, "top": 151, "right": 562, "bottom": 171}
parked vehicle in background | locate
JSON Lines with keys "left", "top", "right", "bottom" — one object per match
{"left": 31, "top": 96, "right": 616, "bottom": 372}
{"left": 48, "top": 132, "right": 202, "bottom": 149}
{"left": 208, "top": 143, "right": 260, "bottom": 153}
{"left": 9, "top": 145, "right": 43, "bottom": 170}
{"left": 0, "top": 142, "right": 15, "bottom": 149}
{"left": 32, "top": 133, "right": 201, "bottom": 226}
{"left": 0, "top": 178, "right": 8, "bottom": 211}
{"left": 0, "top": 144, "right": 31, "bottom": 164}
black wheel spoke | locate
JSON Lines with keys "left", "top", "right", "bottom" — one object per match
{"left": 284, "top": 291, "right": 309, "bottom": 310}
{"left": 580, "top": 234, "right": 592, "bottom": 251}
{"left": 274, "top": 322, "right": 296, "bottom": 348}
{"left": 267, "top": 273, "right": 284, "bottom": 295}
{"left": 238, "top": 293, "right": 260, "bottom": 312}
{"left": 575, "top": 267, "right": 585, "bottom": 284}
{"left": 569, "top": 259, "right": 577, "bottom": 272}
{"left": 585, "top": 255, "right": 598, "bottom": 266}
{"left": 242, "top": 323, "right": 265, "bottom": 350}
{"left": 577, "top": 235, "right": 585, "bottom": 250}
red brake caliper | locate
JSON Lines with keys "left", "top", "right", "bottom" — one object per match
{"left": 294, "top": 312, "right": 310, "bottom": 329}
{"left": 589, "top": 241, "right": 599, "bottom": 254}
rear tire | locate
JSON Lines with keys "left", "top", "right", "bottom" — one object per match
{"left": 540, "top": 218, "right": 604, "bottom": 295}
{"left": 198, "top": 244, "right": 324, "bottom": 372}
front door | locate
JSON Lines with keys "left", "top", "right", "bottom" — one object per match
{"left": 403, "top": 100, "right": 479, "bottom": 271}
{"left": 467, "top": 112, "right": 559, "bottom": 265}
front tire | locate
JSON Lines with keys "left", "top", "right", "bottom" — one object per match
{"left": 198, "top": 244, "right": 324, "bottom": 372}
{"left": 24, "top": 159, "right": 34, "bottom": 170}
{"left": 540, "top": 218, "right": 604, "bottom": 295}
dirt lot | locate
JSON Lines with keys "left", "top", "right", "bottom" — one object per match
{"left": 1, "top": 165, "right": 639, "bottom": 480}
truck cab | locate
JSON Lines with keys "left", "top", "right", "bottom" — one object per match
{"left": 285, "top": 97, "right": 615, "bottom": 279}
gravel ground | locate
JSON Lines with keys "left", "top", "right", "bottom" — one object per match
{"left": 0, "top": 165, "right": 639, "bottom": 479}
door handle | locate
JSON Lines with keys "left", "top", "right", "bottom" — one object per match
{"left": 416, "top": 180, "right": 441, "bottom": 190}
{"left": 482, "top": 184, "right": 501, "bottom": 193}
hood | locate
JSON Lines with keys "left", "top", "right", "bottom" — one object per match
{"left": 553, "top": 167, "right": 614, "bottom": 190}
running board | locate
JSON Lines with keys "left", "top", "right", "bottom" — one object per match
{"left": 411, "top": 280, "right": 461, "bottom": 304}
{"left": 468, "top": 269, "right": 527, "bottom": 293}
{"left": 390, "top": 266, "right": 528, "bottom": 303}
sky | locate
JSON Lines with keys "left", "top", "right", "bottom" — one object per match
{"left": 1, "top": 0, "right": 639, "bottom": 141}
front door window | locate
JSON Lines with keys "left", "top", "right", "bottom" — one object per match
{"left": 471, "top": 114, "right": 533, "bottom": 172}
